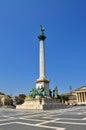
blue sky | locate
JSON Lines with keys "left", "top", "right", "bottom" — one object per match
{"left": 0, "top": 0, "right": 86, "bottom": 96}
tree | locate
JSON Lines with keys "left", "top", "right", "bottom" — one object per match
{"left": 4, "top": 98, "right": 13, "bottom": 105}
{"left": 60, "top": 94, "right": 69, "bottom": 103}
{"left": 0, "top": 92, "right": 5, "bottom": 95}
{"left": 17, "top": 94, "right": 26, "bottom": 105}
{"left": 53, "top": 89, "right": 55, "bottom": 97}
{"left": 49, "top": 89, "right": 52, "bottom": 97}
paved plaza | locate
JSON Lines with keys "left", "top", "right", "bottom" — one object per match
{"left": 0, "top": 106, "right": 86, "bottom": 130}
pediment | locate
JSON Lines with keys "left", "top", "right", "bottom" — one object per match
{"left": 76, "top": 86, "right": 86, "bottom": 91}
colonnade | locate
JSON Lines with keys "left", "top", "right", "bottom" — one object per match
{"left": 77, "top": 92, "right": 86, "bottom": 103}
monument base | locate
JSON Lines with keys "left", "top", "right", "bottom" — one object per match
{"left": 16, "top": 97, "right": 67, "bottom": 110}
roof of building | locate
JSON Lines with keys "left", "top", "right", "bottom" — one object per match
{"left": 75, "top": 86, "right": 86, "bottom": 91}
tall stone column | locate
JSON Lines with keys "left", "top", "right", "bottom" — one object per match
{"left": 76, "top": 93, "right": 79, "bottom": 103}
{"left": 36, "top": 26, "right": 50, "bottom": 94}
{"left": 82, "top": 92, "right": 84, "bottom": 102}
{"left": 79, "top": 93, "right": 80, "bottom": 103}
{"left": 82, "top": 92, "right": 83, "bottom": 102}
{"left": 83, "top": 92, "right": 86, "bottom": 103}
{"left": 77, "top": 93, "right": 79, "bottom": 103}
{"left": 84, "top": 92, "right": 86, "bottom": 102}
{"left": 80, "top": 93, "right": 81, "bottom": 102}
{"left": 39, "top": 33, "right": 46, "bottom": 79}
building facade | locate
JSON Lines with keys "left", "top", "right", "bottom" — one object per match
{"left": 67, "top": 86, "right": 86, "bottom": 105}
{"left": 75, "top": 86, "right": 86, "bottom": 105}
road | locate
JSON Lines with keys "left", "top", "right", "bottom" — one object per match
{"left": 0, "top": 106, "right": 86, "bottom": 130}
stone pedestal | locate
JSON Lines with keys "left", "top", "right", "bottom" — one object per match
{"left": 36, "top": 78, "right": 50, "bottom": 96}
{"left": 16, "top": 97, "right": 67, "bottom": 110}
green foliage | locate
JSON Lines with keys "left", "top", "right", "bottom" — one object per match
{"left": 4, "top": 98, "right": 13, "bottom": 105}
{"left": 4, "top": 98, "right": 8, "bottom": 105}
{"left": 19, "top": 94, "right": 26, "bottom": 99}
{"left": 0, "top": 92, "right": 5, "bottom": 95}
{"left": 10, "top": 99, "right": 13, "bottom": 105}
{"left": 60, "top": 94, "right": 69, "bottom": 103}
{"left": 57, "top": 94, "right": 62, "bottom": 100}
{"left": 49, "top": 89, "right": 52, "bottom": 97}
{"left": 7, "top": 95, "right": 11, "bottom": 98}
{"left": 17, "top": 94, "right": 26, "bottom": 105}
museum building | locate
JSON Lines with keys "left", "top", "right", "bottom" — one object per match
{"left": 67, "top": 86, "right": 86, "bottom": 105}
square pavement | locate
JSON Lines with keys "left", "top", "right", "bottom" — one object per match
{"left": 0, "top": 106, "right": 86, "bottom": 130}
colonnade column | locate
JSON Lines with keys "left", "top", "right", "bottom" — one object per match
{"left": 84, "top": 92, "right": 86, "bottom": 102}
{"left": 77, "top": 93, "right": 80, "bottom": 103}
{"left": 77, "top": 92, "right": 86, "bottom": 103}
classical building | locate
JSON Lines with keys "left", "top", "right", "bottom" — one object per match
{"left": 67, "top": 86, "right": 86, "bottom": 105}
{"left": 75, "top": 86, "right": 86, "bottom": 105}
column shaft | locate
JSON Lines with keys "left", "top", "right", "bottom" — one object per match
{"left": 40, "top": 40, "right": 45, "bottom": 78}
{"left": 84, "top": 92, "right": 85, "bottom": 102}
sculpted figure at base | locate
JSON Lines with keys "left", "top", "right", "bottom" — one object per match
{"left": 29, "top": 87, "right": 48, "bottom": 98}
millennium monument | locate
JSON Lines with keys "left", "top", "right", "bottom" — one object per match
{"left": 16, "top": 26, "right": 66, "bottom": 110}
{"left": 36, "top": 26, "right": 50, "bottom": 93}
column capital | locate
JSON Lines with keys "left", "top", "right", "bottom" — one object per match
{"left": 38, "top": 25, "right": 46, "bottom": 41}
{"left": 38, "top": 35, "right": 46, "bottom": 41}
